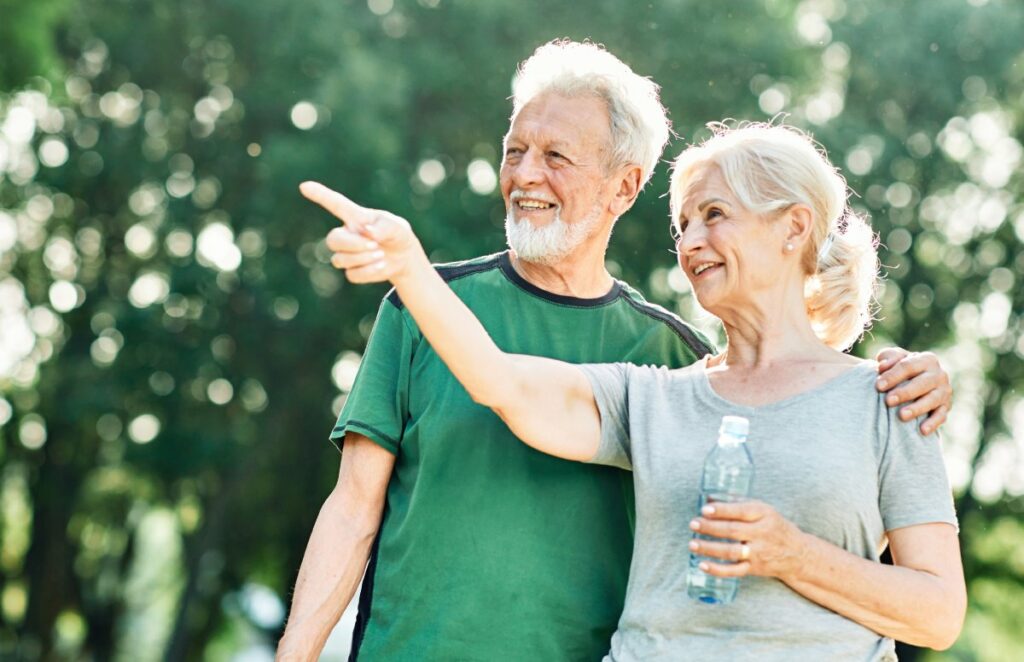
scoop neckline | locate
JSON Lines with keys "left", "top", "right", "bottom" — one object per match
{"left": 694, "top": 355, "right": 877, "bottom": 414}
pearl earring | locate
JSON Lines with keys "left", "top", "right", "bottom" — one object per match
{"left": 785, "top": 242, "right": 794, "bottom": 252}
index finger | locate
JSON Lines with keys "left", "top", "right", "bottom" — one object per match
{"left": 875, "top": 346, "right": 909, "bottom": 371}
{"left": 701, "top": 499, "right": 765, "bottom": 522}
{"left": 299, "top": 181, "right": 373, "bottom": 231}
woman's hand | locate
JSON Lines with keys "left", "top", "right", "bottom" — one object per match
{"left": 688, "top": 499, "right": 809, "bottom": 581}
{"left": 300, "top": 181, "right": 428, "bottom": 286}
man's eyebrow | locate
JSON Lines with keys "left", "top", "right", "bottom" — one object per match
{"left": 697, "top": 197, "right": 729, "bottom": 211}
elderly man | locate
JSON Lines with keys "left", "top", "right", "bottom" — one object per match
{"left": 278, "top": 41, "right": 951, "bottom": 661}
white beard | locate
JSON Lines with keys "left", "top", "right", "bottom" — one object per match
{"left": 504, "top": 205, "right": 602, "bottom": 266}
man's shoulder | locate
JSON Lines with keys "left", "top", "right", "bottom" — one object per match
{"left": 386, "top": 252, "right": 506, "bottom": 309}
{"left": 613, "top": 280, "right": 715, "bottom": 359}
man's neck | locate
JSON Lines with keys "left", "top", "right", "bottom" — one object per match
{"left": 509, "top": 245, "right": 615, "bottom": 299}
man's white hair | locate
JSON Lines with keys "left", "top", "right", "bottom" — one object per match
{"left": 511, "top": 39, "right": 671, "bottom": 188}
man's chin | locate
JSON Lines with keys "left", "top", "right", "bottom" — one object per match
{"left": 511, "top": 249, "right": 568, "bottom": 267}
{"left": 509, "top": 214, "right": 555, "bottom": 229}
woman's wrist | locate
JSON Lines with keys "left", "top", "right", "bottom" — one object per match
{"left": 390, "top": 242, "right": 432, "bottom": 290}
{"left": 777, "top": 529, "right": 815, "bottom": 584}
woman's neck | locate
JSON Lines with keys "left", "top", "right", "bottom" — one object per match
{"left": 713, "top": 290, "right": 836, "bottom": 371}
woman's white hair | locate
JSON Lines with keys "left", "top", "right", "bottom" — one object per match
{"left": 511, "top": 39, "right": 670, "bottom": 188}
{"left": 670, "top": 122, "right": 880, "bottom": 351}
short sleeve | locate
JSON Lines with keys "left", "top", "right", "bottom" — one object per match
{"left": 877, "top": 407, "right": 958, "bottom": 532}
{"left": 330, "top": 296, "right": 418, "bottom": 455}
{"left": 578, "top": 363, "right": 633, "bottom": 471}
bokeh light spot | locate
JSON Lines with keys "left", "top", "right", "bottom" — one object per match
{"left": 290, "top": 102, "right": 318, "bottom": 130}
{"left": 207, "top": 378, "right": 234, "bottom": 405}
{"left": 128, "top": 414, "right": 161, "bottom": 444}
{"left": 467, "top": 159, "right": 497, "bottom": 195}
{"left": 19, "top": 414, "right": 47, "bottom": 449}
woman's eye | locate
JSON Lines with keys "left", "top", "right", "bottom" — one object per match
{"left": 706, "top": 207, "right": 723, "bottom": 220}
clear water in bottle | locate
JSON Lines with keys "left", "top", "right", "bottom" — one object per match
{"left": 686, "top": 415, "right": 754, "bottom": 605}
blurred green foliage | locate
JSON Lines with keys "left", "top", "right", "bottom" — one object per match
{"left": 0, "top": 0, "right": 1021, "bottom": 659}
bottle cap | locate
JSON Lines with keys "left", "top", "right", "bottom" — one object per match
{"left": 719, "top": 415, "right": 750, "bottom": 438}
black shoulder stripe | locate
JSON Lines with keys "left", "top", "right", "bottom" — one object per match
{"left": 348, "top": 529, "right": 382, "bottom": 660}
{"left": 387, "top": 254, "right": 502, "bottom": 309}
{"left": 620, "top": 295, "right": 714, "bottom": 358}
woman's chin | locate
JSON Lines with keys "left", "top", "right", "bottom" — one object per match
{"left": 691, "top": 291, "right": 723, "bottom": 314}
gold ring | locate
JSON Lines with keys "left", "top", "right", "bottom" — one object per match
{"left": 739, "top": 543, "right": 751, "bottom": 561}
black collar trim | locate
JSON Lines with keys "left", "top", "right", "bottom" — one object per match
{"left": 497, "top": 251, "right": 622, "bottom": 308}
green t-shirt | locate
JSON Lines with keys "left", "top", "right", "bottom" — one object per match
{"left": 332, "top": 251, "right": 712, "bottom": 661}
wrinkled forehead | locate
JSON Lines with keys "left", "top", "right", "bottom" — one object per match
{"left": 503, "top": 92, "right": 611, "bottom": 150}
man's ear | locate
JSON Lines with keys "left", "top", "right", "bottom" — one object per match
{"left": 609, "top": 164, "right": 643, "bottom": 217}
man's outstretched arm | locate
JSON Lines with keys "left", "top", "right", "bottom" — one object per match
{"left": 276, "top": 433, "right": 394, "bottom": 661}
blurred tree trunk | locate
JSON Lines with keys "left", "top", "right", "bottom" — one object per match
{"left": 22, "top": 437, "right": 81, "bottom": 661}
{"left": 163, "top": 487, "right": 229, "bottom": 662}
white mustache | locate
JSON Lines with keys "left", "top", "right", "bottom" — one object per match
{"left": 509, "top": 190, "right": 558, "bottom": 205}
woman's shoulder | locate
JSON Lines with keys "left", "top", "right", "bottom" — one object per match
{"left": 612, "top": 359, "right": 707, "bottom": 398}
{"left": 833, "top": 359, "right": 932, "bottom": 444}
{"left": 625, "top": 357, "right": 706, "bottom": 380}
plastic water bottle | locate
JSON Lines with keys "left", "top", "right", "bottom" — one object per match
{"left": 686, "top": 415, "right": 754, "bottom": 605}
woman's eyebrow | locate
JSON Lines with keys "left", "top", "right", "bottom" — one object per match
{"left": 697, "top": 197, "right": 729, "bottom": 211}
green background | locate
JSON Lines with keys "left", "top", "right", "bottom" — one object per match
{"left": 0, "top": 0, "right": 1021, "bottom": 659}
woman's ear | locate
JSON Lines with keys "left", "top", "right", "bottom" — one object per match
{"left": 783, "top": 203, "right": 815, "bottom": 251}
{"left": 609, "top": 164, "right": 643, "bottom": 217}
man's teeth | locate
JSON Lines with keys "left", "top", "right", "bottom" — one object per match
{"left": 518, "top": 200, "right": 554, "bottom": 210}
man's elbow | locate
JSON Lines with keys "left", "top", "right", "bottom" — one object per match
{"left": 323, "top": 487, "right": 383, "bottom": 545}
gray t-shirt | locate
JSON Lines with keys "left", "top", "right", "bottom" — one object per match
{"left": 580, "top": 357, "right": 957, "bottom": 662}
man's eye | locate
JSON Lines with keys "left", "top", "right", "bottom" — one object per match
{"left": 505, "top": 147, "right": 522, "bottom": 156}
{"left": 547, "top": 151, "right": 565, "bottom": 160}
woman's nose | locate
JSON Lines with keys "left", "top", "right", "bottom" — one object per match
{"left": 678, "top": 225, "right": 706, "bottom": 255}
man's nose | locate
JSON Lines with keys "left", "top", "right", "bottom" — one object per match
{"left": 510, "top": 151, "right": 545, "bottom": 188}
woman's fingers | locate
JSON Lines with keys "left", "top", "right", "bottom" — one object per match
{"left": 698, "top": 560, "right": 751, "bottom": 578}
{"left": 330, "top": 249, "right": 385, "bottom": 271}
{"left": 343, "top": 259, "right": 392, "bottom": 284}
{"left": 700, "top": 500, "right": 766, "bottom": 522}
{"left": 690, "top": 538, "right": 747, "bottom": 562}
{"left": 326, "top": 226, "right": 378, "bottom": 253}
{"left": 300, "top": 181, "right": 374, "bottom": 231}
{"left": 690, "top": 517, "right": 752, "bottom": 541}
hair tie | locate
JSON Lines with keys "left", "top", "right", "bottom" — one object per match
{"left": 817, "top": 232, "right": 836, "bottom": 262}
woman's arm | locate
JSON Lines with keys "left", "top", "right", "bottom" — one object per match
{"left": 299, "top": 181, "right": 602, "bottom": 462}
{"left": 690, "top": 502, "right": 966, "bottom": 650}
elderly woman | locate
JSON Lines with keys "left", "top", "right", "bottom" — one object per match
{"left": 304, "top": 123, "right": 964, "bottom": 660}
